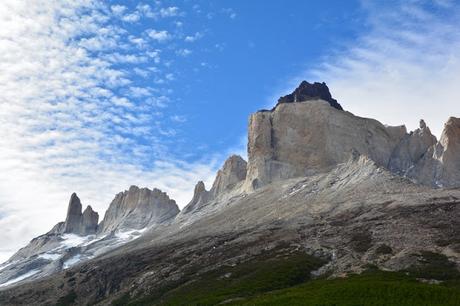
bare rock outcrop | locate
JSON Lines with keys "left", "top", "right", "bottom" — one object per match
{"left": 408, "top": 117, "right": 460, "bottom": 187}
{"left": 98, "top": 186, "right": 179, "bottom": 234}
{"left": 182, "top": 181, "right": 210, "bottom": 214}
{"left": 82, "top": 206, "right": 99, "bottom": 235}
{"left": 388, "top": 119, "right": 437, "bottom": 174}
{"left": 182, "top": 155, "right": 247, "bottom": 214}
{"left": 244, "top": 99, "right": 406, "bottom": 190}
{"left": 210, "top": 155, "right": 247, "bottom": 197}
{"left": 61, "top": 193, "right": 99, "bottom": 236}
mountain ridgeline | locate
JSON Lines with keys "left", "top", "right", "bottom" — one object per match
{"left": 1, "top": 81, "right": 460, "bottom": 305}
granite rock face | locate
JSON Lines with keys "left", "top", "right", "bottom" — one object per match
{"left": 388, "top": 120, "right": 437, "bottom": 175}
{"left": 210, "top": 155, "right": 247, "bottom": 197}
{"left": 62, "top": 193, "right": 99, "bottom": 236}
{"left": 408, "top": 117, "right": 460, "bottom": 187}
{"left": 277, "top": 81, "right": 343, "bottom": 110}
{"left": 246, "top": 82, "right": 460, "bottom": 190}
{"left": 82, "top": 206, "right": 99, "bottom": 235}
{"left": 183, "top": 155, "right": 247, "bottom": 213}
{"left": 182, "top": 181, "right": 210, "bottom": 214}
{"left": 244, "top": 100, "right": 406, "bottom": 190}
{"left": 98, "top": 186, "right": 180, "bottom": 234}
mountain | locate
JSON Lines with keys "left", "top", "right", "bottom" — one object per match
{"left": 98, "top": 185, "right": 179, "bottom": 234}
{"left": 0, "top": 81, "right": 459, "bottom": 305}
{"left": 0, "top": 187, "right": 179, "bottom": 289}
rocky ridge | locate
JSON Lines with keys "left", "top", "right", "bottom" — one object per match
{"left": 98, "top": 186, "right": 179, "bottom": 234}
{"left": 0, "top": 187, "right": 179, "bottom": 288}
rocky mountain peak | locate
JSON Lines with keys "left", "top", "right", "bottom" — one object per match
{"left": 62, "top": 193, "right": 98, "bottom": 235}
{"left": 63, "top": 193, "right": 82, "bottom": 234}
{"left": 98, "top": 186, "right": 179, "bottom": 234}
{"left": 82, "top": 205, "right": 99, "bottom": 235}
{"left": 182, "top": 181, "right": 210, "bottom": 214}
{"left": 210, "top": 155, "right": 247, "bottom": 197}
{"left": 244, "top": 100, "right": 405, "bottom": 190}
{"left": 277, "top": 81, "right": 343, "bottom": 110}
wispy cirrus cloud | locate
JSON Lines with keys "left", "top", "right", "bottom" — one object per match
{"left": 0, "top": 1, "right": 219, "bottom": 262}
{"left": 284, "top": 0, "right": 460, "bottom": 137}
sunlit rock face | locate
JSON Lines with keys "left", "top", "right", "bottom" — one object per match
{"left": 209, "top": 155, "right": 247, "bottom": 197}
{"left": 97, "top": 186, "right": 180, "bottom": 234}
{"left": 388, "top": 120, "right": 437, "bottom": 175}
{"left": 182, "top": 155, "right": 247, "bottom": 214}
{"left": 408, "top": 117, "right": 460, "bottom": 187}
{"left": 244, "top": 99, "right": 406, "bottom": 190}
{"left": 244, "top": 81, "right": 460, "bottom": 191}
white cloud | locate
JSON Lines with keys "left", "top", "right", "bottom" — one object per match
{"left": 284, "top": 1, "right": 460, "bottom": 138}
{"left": 0, "top": 1, "right": 219, "bottom": 263}
{"left": 176, "top": 48, "right": 192, "bottom": 57}
{"left": 222, "top": 8, "right": 237, "bottom": 19}
{"left": 122, "top": 12, "right": 141, "bottom": 23}
{"left": 185, "top": 32, "right": 203, "bottom": 42}
{"left": 160, "top": 7, "right": 180, "bottom": 18}
{"left": 171, "top": 115, "right": 187, "bottom": 123}
{"left": 111, "top": 5, "right": 127, "bottom": 16}
{"left": 147, "top": 29, "right": 171, "bottom": 42}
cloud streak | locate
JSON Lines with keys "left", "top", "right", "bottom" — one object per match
{"left": 0, "top": 1, "right": 219, "bottom": 263}
{"left": 287, "top": 0, "right": 460, "bottom": 137}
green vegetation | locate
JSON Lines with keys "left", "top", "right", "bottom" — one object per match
{"left": 55, "top": 290, "right": 77, "bottom": 306}
{"left": 405, "top": 251, "right": 460, "bottom": 280}
{"left": 113, "top": 251, "right": 326, "bottom": 306}
{"left": 112, "top": 250, "right": 460, "bottom": 306}
{"left": 230, "top": 271, "right": 460, "bottom": 306}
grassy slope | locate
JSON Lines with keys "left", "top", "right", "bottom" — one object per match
{"left": 230, "top": 271, "right": 460, "bottom": 306}
{"left": 112, "top": 251, "right": 460, "bottom": 306}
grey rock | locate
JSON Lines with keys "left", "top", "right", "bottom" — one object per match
{"left": 210, "top": 155, "right": 247, "bottom": 197}
{"left": 62, "top": 193, "right": 98, "bottom": 236}
{"left": 388, "top": 119, "right": 437, "bottom": 174}
{"left": 408, "top": 117, "right": 460, "bottom": 187}
{"left": 182, "top": 155, "right": 247, "bottom": 214}
{"left": 243, "top": 100, "right": 406, "bottom": 190}
{"left": 98, "top": 186, "right": 179, "bottom": 234}
{"left": 182, "top": 181, "right": 210, "bottom": 214}
{"left": 82, "top": 206, "right": 99, "bottom": 236}
{"left": 63, "top": 193, "right": 83, "bottom": 234}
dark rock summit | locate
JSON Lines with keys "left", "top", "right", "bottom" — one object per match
{"left": 277, "top": 81, "right": 343, "bottom": 110}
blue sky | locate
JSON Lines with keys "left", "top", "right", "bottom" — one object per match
{"left": 0, "top": 0, "right": 460, "bottom": 262}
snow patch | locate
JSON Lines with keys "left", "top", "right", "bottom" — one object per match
{"left": 60, "top": 234, "right": 94, "bottom": 248}
{"left": 63, "top": 255, "right": 82, "bottom": 269}
{"left": 115, "top": 228, "right": 147, "bottom": 241}
{"left": 38, "top": 253, "right": 61, "bottom": 261}
{"left": 0, "top": 269, "right": 40, "bottom": 287}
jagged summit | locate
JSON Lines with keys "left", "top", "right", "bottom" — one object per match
{"left": 277, "top": 81, "right": 343, "bottom": 110}
{"left": 210, "top": 155, "right": 247, "bottom": 197}
{"left": 98, "top": 185, "right": 179, "bottom": 234}
{"left": 183, "top": 155, "right": 247, "bottom": 214}
{"left": 61, "top": 193, "right": 99, "bottom": 236}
